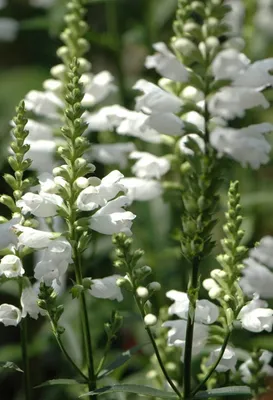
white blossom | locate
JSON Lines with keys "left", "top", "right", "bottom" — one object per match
{"left": 211, "top": 49, "right": 250, "bottom": 81}
{"left": 89, "top": 275, "right": 123, "bottom": 302}
{"left": 240, "top": 257, "right": 273, "bottom": 298}
{"left": 82, "top": 71, "right": 116, "bottom": 107}
{"left": 166, "top": 290, "right": 219, "bottom": 324}
{"left": 25, "top": 119, "right": 54, "bottom": 142}
{"left": 0, "top": 18, "right": 19, "bottom": 42}
{"left": 0, "top": 218, "right": 20, "bottom": 250}
{"left": 203, "top": 278, "right": 222, "bottom": 299}
{"left": 238, "top": 297, "right": 273, "bottom": 333}
{"left": 162, "top": 319, "right": 209, "bottom": 359}
{"left": 239, "top": 350, "right": 273, "bottom": 384}
{"left": 26, "top": 140, "right": 56, "bottom": 173}
{"left": 130, "top": 151, "right": 170, "bottom": 179}
{"left": 120, "top": 177, "right": 162, "bottom": 202}
{"left": 207, "top": 346, "right": 237, "bottom": 372}
{"left": 116, "top": 111, "right": 161, "bottom": 143}
{"left": 178, "top": 134, "right": 205, "bottom": 156}
{"left": 224, "top": 0, "right": 245, "bottom": 35}
{"left": 84, "top": 105, "right": 130, "bottom": 132}
{"left": 255, "top": 0, "right": 273, "bottom": 37}
{"left": 14, "top": 225, "right": 56, "bottom": 249}
{"left": 145, "top": 112, "right": 184, "bottom": 136}
{"left": 0, "top": 304, "right": 21, "bottom": 326}
{"left": 89, "top": 143, "right": 136, "bottom": 168}
{"left": 145, "top": 42, "right": 189, "bottom": 82}
{"left": 210, "top": 123, "right": 273, "bottom": 169}
{"left": 17, "top": 192, "right": 63, "bottom": 218}
{"left": 24, "top": 90, "right": 63, "bottom": 119}
{"left": 0, "top": 255, "right": 24, "bottom": 278}
{"left": 90, "top": 196, "right": 136, "bottom": 236}
{"left": 134, "top": 79, "right": 183, "bottom": 114}
{"left": 21, "top": 286, "right": 46, "bottom": 319}
{"left": 77, "top": 170, "right": 125, "bottom": 211}
{"left": 208, "top": 87, "right": 269, "bottom": 120}
{"left": 249, "top": 236, "right": 273, "bottom": 269}
{"left": 34, "top": 238, "right": 72, "bottom": 286}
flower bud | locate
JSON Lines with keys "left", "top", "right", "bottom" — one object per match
{"left": 144, "top": 313, "right": 157, "bottom": 326}
{"left": 148, "top": 282, "right": 161, "bottom": 292}
{"left": 51, "top": 64, "right": 66, "bottom": 79}
{"left": 74, "top": 177, "right": 89, "bottom": 189}
{"left": 136, "top": 286, "right": 149, "bottom": 299}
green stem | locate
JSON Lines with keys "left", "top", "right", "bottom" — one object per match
{"left": 126, "top": 261, "right": 182, "bottom": 398}
{"left": 20, "top": 318, "right": 31, "bottom": 400}
{"left": 183, "top": 256, "right": 200, "bottom": 399}
{"left": 191, "top": 332, "right": 231, "bottom": 396}
{"left": 50, "top": 321, "right": 88, "bottom": 382}
{"left": 95, "top": 337, "right": 111, "bottom": 377}
{"left": 74, "top": 253, "right": 97, "bottom": 399}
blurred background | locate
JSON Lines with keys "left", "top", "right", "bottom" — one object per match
{"left": 1, "top": 0, "right": 273, "bottom": 399}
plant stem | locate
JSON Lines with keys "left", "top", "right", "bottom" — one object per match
{"left": 95, "top": 337, "right": 111, "bottom": 377}
{"left": 183, "top": 256, "right": 200, "bottom": 399}
{"left": 126, "top": 261, "right": 182, "bottom": 399}
{"left": 50, "top": 320, "right": 88, "bottom": 382}
{"left": 191, "top": 332, "right": 231, "bottom": 396}
{"left": 20, "top": 318, "right": 31, "bottom": 400}
{"left": 74, "top": 253, "right": 97, "bottom": 399}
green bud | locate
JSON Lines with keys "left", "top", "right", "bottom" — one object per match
{"left": 116, "top": 277, "right": 132, "bottom": 291}
{"left": 0, "top": 195, "right": 17, "bottom": 211}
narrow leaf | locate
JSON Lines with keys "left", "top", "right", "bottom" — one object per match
{"left": 35, "top": 379, "right": 85, "bottom": 389}
{"left": 193, "top": 386, "right": 252, "bottom": 399}
{"left": 0, "top": 361, "right": 23, "bottom": 373}
{"left": 97, "top": 343, "right": 149, "bottom": 380}
{"left": 80, "top": 384, "right": 178, "bottom": 398}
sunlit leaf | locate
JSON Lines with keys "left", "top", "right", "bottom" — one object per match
{"left": 80, "top": 384, "right": 178, "bottom": 398}
{"left": 0, "top": 361, "right": 23, "bottom": 373}
{"left": 35, "top": 379, "right": 85, "bottom": 389}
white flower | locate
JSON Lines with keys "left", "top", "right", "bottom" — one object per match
{"left": 34, "top": 238, "right": 72, "bottom": 286}
{"left": 249, "top": 236, "right": 273, "bottom": 269}
{"left": 0, "top": 18, "right": 19, "bottom": 42}
{"left": 0, "top": 304, "right": 21, "bottom": 326}
{"left": 210, "top": 123, "right": 273, "bottom": 169}
{"left": 211, "top": 49, "right": 250, "bottom": 81}
{"left": 0, "top": 218, "right": 20, "bottom": 250}
{"left": 130, "top": 151, "right": 170, "bottom": 179}
{"left": 24, "top": 90, "right": 63, "bottom": 119}
{"left": 207, "top": 346, "right": 237, "bottom": 372}
{"left": 14, "top": 225, "right": 56, "bottom": 249}
{"left": 145, "top": 113, "right": 184, "bottom": 136}
{"left": 89, "top": 143, "right": 136, "bottom": 168}
{"left": 84, "top": 105, "right": 130, "bottom": 132}
{"left": 0, "top": 255, "right": 24, "bottom": 278}
{"left": 25, "top": 119, "right": 54, "bottom": 142}
{"left": 90, "top": 196, "right": 136, "bottom": 236}
{"left": 166, "top": 290, "right": 219, "bottom": 324}
{"left": 183, "top": 111, "right": 205, "bottom": 131}
{"left": 26, "top": 140, "right": 56, "bottom": 173}
{"left": 162, "top": 319, "right": 209, "bottom": 359}
{"left": 89, "top": 275, "right": 123, "bottom": 302}
{"left": 117, "top": 111, "right": 161, "bottom": 143}
{"left": 77, "top": 170, "right": 125, "bottom": 211}
{"left": 17, "top": 192, "right": 63, "bottom": 218}
{"left": 134, "top": 79, "right": 183, "bottom": 114}
{"left": 145, "top": 42, "right": 189, "bottom": 82}
{"left": 240, "top": 257, "right": 273, "bottom": 298}
{"left": 232, "top": 58, "right": 273, "bottom": 89}
{"left": 209, "top": 87, "right": 269, "bottom": 120}
{"left": 38, "top": 173, "right": 58, "bottom": 193}
{"left": 239, "top": 350, "right": 273, "bottom": 384}
{"left": 21, "top": 286, "right": 46, "bottom": 319}
{"left": 178, "top": 134, "right": 205, "bottom": 156}
{"left": 224, "top": 0, "right": 245, "bottom": 35}
{"left": 238, "top": 297, "right": 273, "bottom": 332}
{"left": 203, "top": 278, "right": 222, "bottom": 299}
{"left": 120, "top": 178, "right": 162, "bottom": 202}
{"left": 82, "top": 71, "right": 116, "bottom": 107}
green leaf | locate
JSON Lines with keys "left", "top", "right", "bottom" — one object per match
{"left": 35, "top": 379, "right": 85, "bottom": 389}
{"left": 80, "top": 384, "right": 178, "bottom": 398}
{"left": 0, "top": 361, "right": 23, "bottom": 373}
{"left": 193, "top": 386, "right": 252, "bottom": 399}
{"left": 80, "top": 384, "right": 252, "bottom": 399}
{"left": 97, "top": 343, "right": 149, "bottom": 380}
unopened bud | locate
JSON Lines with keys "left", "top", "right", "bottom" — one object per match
{"left": 148, "top": 282, "right": 161, "bottom": 292}
{"left": 144, "top": 313, "right": 157, "bottom": 326}
{"left": 75, "top": 177, "right": 89, "bottom": 189}
{"left": 136, "top": 286, "right": 149, "bottom": 299}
